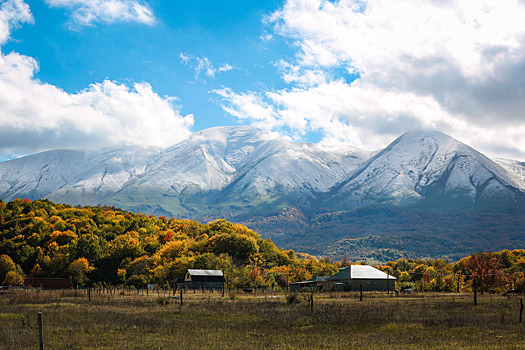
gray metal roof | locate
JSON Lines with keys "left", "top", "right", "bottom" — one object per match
{"left": 327, "top": 265, "right": 396, "bottom": 281}
{"left": 187, "top": 269, "right": 224, "bottom": 277}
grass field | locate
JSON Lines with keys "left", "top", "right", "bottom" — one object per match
{"left": 0, "top": 289, "right": 524, "bottom": 349}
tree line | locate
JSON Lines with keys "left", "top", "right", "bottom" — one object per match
{"left": 0, "top": 198, "right": 523, "bottom": 293}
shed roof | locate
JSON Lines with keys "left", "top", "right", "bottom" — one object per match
{"left": 309, "top": 276, "right": 329, "bottom": 282}
{"left": 187, "top": 269, "right": 224, "bottom": 277}
{"left": 289, "top": 276, "right": 329, "bottom": 286}
{"left": 327, "top": 265, "right": 396, "bottom": 281}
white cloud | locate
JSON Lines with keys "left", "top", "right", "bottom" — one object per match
{"left": 0, "top": 0, "right": 32, "bottom": 44}
{"left": 216, "top": 0, "right": 525, "bottom": 160}
{"left": 275, "top": 60, "right": 328, "bottom": 87}
{"left": 180, "top": 53, "right": 233, "bottom": 82}
{"left": 214, "top": 88, "right": 278, "bottom": 127}
{"left": 0, "top": 1, "right": 192, "bottom": 155}
{"left": 218, "top": 63, "right": 233, "bottom": 73}
{"left": 45, "top": 0, "right": 155, "bottom": 27}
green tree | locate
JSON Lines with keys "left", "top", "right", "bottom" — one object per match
{"left": 211, "top": 233, "right": 259, "bottom": 263}
{"left": 67, "top": 258, "right": 94, "bottom": 286}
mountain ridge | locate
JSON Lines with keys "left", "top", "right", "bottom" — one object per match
{"left": 1, "top": 126, "right": 524, "bottom": 261}
{"left": 1, "top": 126, "right": 524, "bottom": 215}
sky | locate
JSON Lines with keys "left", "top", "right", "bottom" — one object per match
{"left": 1, "top": 0, "right": 525, "bottom": 162}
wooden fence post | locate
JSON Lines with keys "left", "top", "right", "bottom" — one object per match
{"left": 360, "top": 285, "right": 363, "bottom": 301}
{"left": 474, "top": 290, "right": 478, "bottom": 306}
{"left": 520, "top": 299, "right": 523, "bottom": 323}
{"left": 180, "top": 289, "right": 183, "bottom": 306}
{"left": 38, "top": 312, "right": 44, "bottom": 350}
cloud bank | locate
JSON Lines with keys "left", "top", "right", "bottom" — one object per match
{"left": 0, "top": 0, "right": 192, "bottom": 157}
{"left": 45, "top": 0, "right": 155, "bottom": 27}
{"left": 217, "top": 0, "right": 525, "bottom": 159}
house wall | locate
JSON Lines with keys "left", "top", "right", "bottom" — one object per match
{"left": 350, "top": 279, "right": 395, "bottom": 292}
{"left": 184, "top": 272, "right": 192, "bottom": 282}
{"left": 327, "top": 279, "right": 395, "bottom": 292}
{"left": 180, "top": 281, "right": 224, "bottom": 290}
{"left": 289, "top": 282, "right": 316, "bottom": 292}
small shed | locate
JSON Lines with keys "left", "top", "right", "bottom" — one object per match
{"left": 326, "top": 265, "right": 396, "bottom": 292}
{"left": 168, "top": 277, "right": 185, "bottom": 290}
{"left": 289, "top": 276, "right": 329, "bottom": 292}
{"left": 181, "top": 269, "right": 225, "bottom": 290}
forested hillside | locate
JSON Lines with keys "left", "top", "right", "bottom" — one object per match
{"left": 235, "top": 204, "right": 525, "bottom": 262}
{"left": 1, "top": 198, "right": 524, "bottom": 294}
{"left": 0, "top": 199, "right": 337, "bottom": 288}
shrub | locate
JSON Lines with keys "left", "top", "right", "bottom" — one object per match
{"left": 286, "top": 292, "right": 304, "bottom": 304}
{"left": 156, "top": 297, "right": 169, "bottom": 305}
{"left": 397, "top": 282, "right": 415, "bottom": 292}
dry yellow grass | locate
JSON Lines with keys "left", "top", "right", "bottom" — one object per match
{"left": 0, "top": 289, "right": 524, "bottom": 349}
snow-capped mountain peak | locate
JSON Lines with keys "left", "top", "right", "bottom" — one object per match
{"left": 325, "top": 130, "right": 524, "bottom": 210}
{"left": 0, "top": 127, "right": 523, "bottom": 217}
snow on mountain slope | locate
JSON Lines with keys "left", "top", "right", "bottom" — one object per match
{"left": 121, "top": 125, "right": 370, "bottom": 195}
{"left": 0, "top": 150, "right": 86, "bottom": 201}
{"left": 46, "top": 146, "right": 160, "bottom": 206}
{"left": 134, "top": 126, "right": 275, "bottom": 193}
{"left": 222, "top": 138, "right": 371, "bottom": 203}
{"left": 104, "top": 126, "right": 371, "bottom": 215}
{"left": 325, "top": 131, "right": 524, "bottom": 209}
{"left": 491, "top": 158, "right": 525, "bottom": 189}
{"left": 1, "top": 127, "right": 523, "bottom": 217}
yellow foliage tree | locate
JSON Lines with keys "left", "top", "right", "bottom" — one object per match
{"left": 3, "top": 271, "right": 24, "bottom": 286}
{"left": 154, "top": 240, "right": 187, "bottom": 263}
{"left": 49, "top": 230, "right": 78, "bottom": 246}
{"left": 67, "top": 258, "right": 94, "bottom": 286}
{"left": 0, "top": 254, "right": 16, "bottom": 282}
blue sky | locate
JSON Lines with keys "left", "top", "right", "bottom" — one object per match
{"left": 1, "top": 0, "right": 525, "bottom": 161}
{"left": 2, "top": 0, "right": 292, "bottom": 135}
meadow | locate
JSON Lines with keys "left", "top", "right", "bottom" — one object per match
{"left": 0, "top": 288, "right": 524, "bottom": 349}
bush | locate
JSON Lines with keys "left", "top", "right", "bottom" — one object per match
{"left": 286, "top": 292, "right": 304, "bottom": 304}
{"left": 397, "top": 282, "right": 415, "bottom": 292}
{"left": 156, "top": 297, "right": 169, "bottom": 305}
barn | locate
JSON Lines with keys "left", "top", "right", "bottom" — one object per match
{"left": 326, "top": 265, "right": 396, "bottom": 292}
{"left": 180, "top": 269, "right": 225, "bottom": 291}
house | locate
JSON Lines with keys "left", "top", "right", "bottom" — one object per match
{"left": 180, "top": 269, "right": 225, "bottom": 290}
{"left": 289, "top": 276, "right": 329, "bottom": 292}
{"left": 326, "top": 265, "right": 396, "bottom": 292}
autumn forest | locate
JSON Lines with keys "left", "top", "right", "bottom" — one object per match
{"left": 1, "top": 198, "right": 524, "bottom": 293}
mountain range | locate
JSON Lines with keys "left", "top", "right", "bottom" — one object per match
{"left": 1, "top": 126, "right": 524, "bottom": 262}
